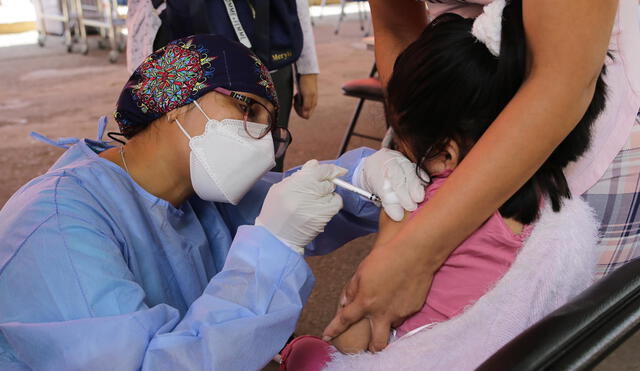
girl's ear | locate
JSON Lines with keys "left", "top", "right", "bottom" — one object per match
{"left": 423, "top": 139, "right": 461, "bottom": 174}
{"left": 442, "top": 139, "right": 461, "bottom": 170}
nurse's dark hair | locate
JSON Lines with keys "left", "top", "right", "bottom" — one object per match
{"left": 386, "top": 0, "right": 608, "bottom": 225}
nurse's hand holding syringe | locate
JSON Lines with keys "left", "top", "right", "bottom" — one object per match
{"left": 256, "top": 148, "right": 426, "bottom": 255}
{"left": 351, "top": 149, "right": 428, "bottom": 221}
{"left": 256, "top": 160, "right": 348, "bottom": 255}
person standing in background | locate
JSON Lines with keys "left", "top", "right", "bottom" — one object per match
{"left": 125, "top": 0, "right": 320, "bottom": 171}
{"left": 266, "top": 0, "right": 320, "bottom": 170}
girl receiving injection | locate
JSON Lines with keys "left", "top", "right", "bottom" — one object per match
{"left": 278, "top": 0, "right": 608, "bottom": 368}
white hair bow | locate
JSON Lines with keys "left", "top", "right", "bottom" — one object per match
{"left": 471, "top": 0, "right": 507, "bottom": 57}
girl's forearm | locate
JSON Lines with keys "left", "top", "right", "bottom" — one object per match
{"left": 385, "top": 0, "right": 618, "bottom": 268}
{"left": 368, "top": 0, "right": 428, "bottom": 86}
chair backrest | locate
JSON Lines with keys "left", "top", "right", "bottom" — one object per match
{"left": 477, "top": 257, "right": 640, "bottom": 370}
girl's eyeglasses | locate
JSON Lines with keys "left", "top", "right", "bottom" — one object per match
{"left": 213, "top": 87, "right": 292, "bottom": 159}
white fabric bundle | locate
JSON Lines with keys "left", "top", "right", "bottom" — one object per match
{"left": 471, "top": 0, "right": 507, "bottom": 56}
{"left": 325, "top": 196, "right": 600, "bottom": 370}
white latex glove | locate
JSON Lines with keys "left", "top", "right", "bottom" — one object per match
{"left": 256, "top": 160, "right": 348, "bottom": 254}
{"left": 354, "top": 148, "right": 428, "bottom": 222}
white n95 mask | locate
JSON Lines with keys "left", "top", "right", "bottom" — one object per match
{"left": 175, "top": 100, "right": 275, "bottom": 204}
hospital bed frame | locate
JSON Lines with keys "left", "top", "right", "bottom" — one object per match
{"left": 33, "top": 0, "right": 76, "bottom": 52}
{"left": 32, "top": 0, "right": 126, "bottom": 62}
{"left": 73, "top": 0, "right": 126, "bottom": 62}
{"left": 478, "top": 257, "right": 640, "bottom": 370}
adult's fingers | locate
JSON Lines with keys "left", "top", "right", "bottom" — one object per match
{"left": 409, "top": 183, "right": 426, "bottom": 204}
{"left": 314, "top": 179, "right": 337, "bottom": 196}
{"left": 368, "top": 317, "right": 392, "bottom": 352}
{"left": 306, "top": 163, "right": 348, "bottom": 182}
{"left": 322, "top": 301, "right": 367, "bottom": 341}
{"left": 322, "top": 192, "right": 344, "bottom": 214}
{"left": 400, "top": 159, "right": 427, "bottom": 203}
{"left": 301, "top": 159, "right": 320, "bottom": 170}
{"left": 378, "top": 179, "right": 409, "bottom": 221}
{"left": 382, "top": 202, "right": 404, "bottom": 222}
{"left": 386, "top": 164, "right": 418, "bottom": 211}
{"left": 302, "top": 91, "right": 317, "bottom": 118}
{"left": 323, "top": 276, "right": 364, "bottom": 340}
{"left": 301, "top": 160, "right": 348, "bottom": 183}
{"left": 293, "top": 94, "right": 306, "bottom": 119}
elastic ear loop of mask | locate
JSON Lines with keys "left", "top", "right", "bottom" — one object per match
{"left": 174, "top": 100, "right": 211, "bottom": 139}
{"left": 174, "top": 119, "right": 191, "bottom": 139}
{"left": 193, "top": 100, "right": 212, "bottom": 121}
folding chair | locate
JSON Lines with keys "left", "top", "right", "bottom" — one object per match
{"left": 337, "top": 64, "right": 387, "bottom": 157}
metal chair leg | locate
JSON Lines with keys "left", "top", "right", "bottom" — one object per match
{"left": 337, "top": 97, "right": 366, "bottom": 156}
{"left": 357, "top": 1, "right": 364, "bottom": 31}
{"left": 74, "top": 0, "right": 89, "bottom": 54}
{"left": 107, "top": 0, "right": 119, "bottom": 63}
{"left": 33, "top": 0, "right": 47, "bottom": 46}
{"left": 334, "top": 0, "right": 346, "bottom": 35}
{"left": 363, "top": 2, "right": 371, "bottom": 37}
{"left": 337, "top": 63, "right": 380, "bottom": 156}
{"left": 319, "top": 0, "right": 327, "bottom": 19}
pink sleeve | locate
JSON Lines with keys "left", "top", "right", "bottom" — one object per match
{"left": 410, "top": 177, "right": 447, "bottom": 218}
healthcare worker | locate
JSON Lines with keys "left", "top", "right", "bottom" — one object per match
{"left": 0, "top": 35, "right": 424, "bottom": 370}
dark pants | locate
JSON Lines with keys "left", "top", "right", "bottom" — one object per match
{"left": 270, "top": 65, "right": 294, "bottom": 172}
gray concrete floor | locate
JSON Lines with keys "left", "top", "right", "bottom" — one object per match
{"left": 0, "top": 9, "right": 637, "bottom": 371}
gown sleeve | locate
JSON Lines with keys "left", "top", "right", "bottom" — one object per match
{"left": 217, "top": 147, "right": 380, "bottom": 256}
{"left": 0, "top": 212, "right": 313, "bottom": 371}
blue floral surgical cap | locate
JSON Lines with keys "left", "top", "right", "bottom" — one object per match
{"left": 115, "top": 34, "right": 279, "bottom": 138}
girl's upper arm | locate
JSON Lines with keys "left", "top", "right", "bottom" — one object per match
{"left": 376, "top": 209, "right": 413, "bottom": 246}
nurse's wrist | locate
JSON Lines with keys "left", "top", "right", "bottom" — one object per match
{"left": 254, "top": 221, "right": 305, "bottom": 255}
{"left": 282, "top": 242, "right": 305, "bottom": 256}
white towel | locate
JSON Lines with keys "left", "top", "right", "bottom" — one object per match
{"left": 325, "top": 196, "right": 600, "bottom": 370}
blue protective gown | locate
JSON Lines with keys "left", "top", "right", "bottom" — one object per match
{"left": 0, "top": 132, "right": 378, "bottom": 370}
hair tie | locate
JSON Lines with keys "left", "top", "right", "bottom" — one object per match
{"left": 471, "top": 0, "right": 507, "bottom": 57}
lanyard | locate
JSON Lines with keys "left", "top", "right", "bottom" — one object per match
{"left": 223, "top": 0, "right": 252, "bottom": 48}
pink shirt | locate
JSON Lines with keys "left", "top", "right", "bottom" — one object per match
{"left": 427, "top": 0, "right": 640, "bottom": 195}
{"left": 396, "top": 173, "right": 533, "bottom": 337}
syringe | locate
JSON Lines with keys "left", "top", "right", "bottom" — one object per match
{"left": 331, "top": 178, "right": 382, "bottom": 204}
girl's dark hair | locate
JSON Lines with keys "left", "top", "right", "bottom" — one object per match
{"left": 386, "top": 0, "right": 607, "bottom": 225}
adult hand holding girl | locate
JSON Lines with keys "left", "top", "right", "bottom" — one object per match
{"left": 324, "top": 0, "right": 619, "bottom": 352}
